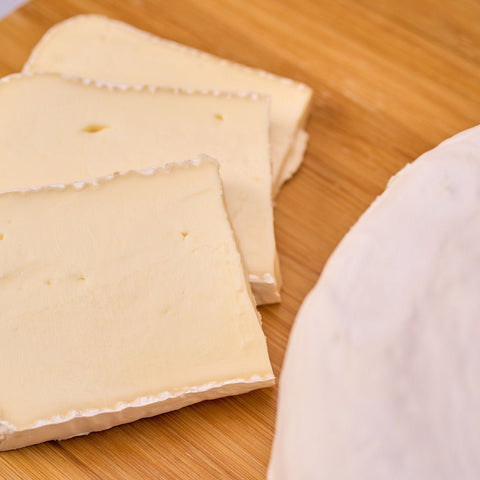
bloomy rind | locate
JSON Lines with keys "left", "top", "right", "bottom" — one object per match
{"left": 0, "top": 155, "right": 218, "bottom": 195}
{"left": 249, "top": 249, "right": 283, "bottom": 304}
{"left": 0, "top": 71, "right": 271, "bottom": 104}
{"left": 0, "top": 375, "right": 275, "bottom": 451}
{"left": 268, "top": 124, "right": 480, "bottom": 479}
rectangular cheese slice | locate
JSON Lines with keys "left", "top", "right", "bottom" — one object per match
{"left": 0, "top": 158, "right": 274, "bottom": 451}
{"left": 23, "top": 14, "right": 313, "bottom": 193}
{"left": 0, "top": 72, "right": 280, "bottom": 304}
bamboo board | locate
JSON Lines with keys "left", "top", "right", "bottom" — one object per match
{"left": 1, "top": 0, "right": 480, "bottom": 478}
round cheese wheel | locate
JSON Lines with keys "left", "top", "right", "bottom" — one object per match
{"left": 269, "top": 126, "right": 480, "bottom": 480}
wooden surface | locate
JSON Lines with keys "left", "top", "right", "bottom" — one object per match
{"left": 1, "top": 0, "right": 480, "bottom": 478}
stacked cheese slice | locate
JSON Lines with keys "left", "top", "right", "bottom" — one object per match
{"left": 24, "top": 15, "right": 313, "bottom": 196}
{"left": 0, "top": 159, "right": 274, "bottom": 451}
{"left": 0, "top": 73, "right": 279, "bottom": 305}
{"left": 0, "top": 16, "right": 311, "bottom": 450}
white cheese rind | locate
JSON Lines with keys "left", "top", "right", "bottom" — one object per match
{"left": 269, "top": 125, "right": 480, "bottom": 479}
{"left": 0, "top": 72, "right": 280, "bottom": 304}
{"left": 0, "top": 157, "right": 274, "bottom": 451}
{"left": 23, "top": 14, "right": 313, "bottom": 192}
{"left": 0, "top": 377, "right": 274, "bottom": 451}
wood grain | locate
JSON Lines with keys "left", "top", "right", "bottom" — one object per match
{"left": 1, "top": 0, "right": 480, "bottom": 478}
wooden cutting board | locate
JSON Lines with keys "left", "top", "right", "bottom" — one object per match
{"left": 1, "top": 0, "right": 479, "bottom": 478}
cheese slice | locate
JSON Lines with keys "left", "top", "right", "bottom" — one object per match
{"left": 0, "top": 72, "right": 280, "bottom": 305}
{"left": 0, "top": 157, "right": 274, "bottom": 451}
{"left": 269, "top": 125, "right": 480, "bottom": 479}
{"left": 23, "top": 14, "right": 313, "bottom": 192}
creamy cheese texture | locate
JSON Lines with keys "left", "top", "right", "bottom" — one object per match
{"left": 23, "top": 14, "right": 313, "bottom": 191}
{"left": 0, "top": 158, "right": 274, "bottom": 451}
{"left": 269, "top": 125, "right": 480, "bottom": 479}
{"left": 274, "top": 129, "right": 309, "bottom": 196}
{"left": 0, "top": 72, "right": 279, "bottom": 304}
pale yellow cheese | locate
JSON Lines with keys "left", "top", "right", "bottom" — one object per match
{"left": 23, "top": 14, "right": 313, "bottom": 192}
{"left": 0, "top": 158, "right": 274, "bottom": 451}
{"left": 0, "top": 72, "right": 280, "bottom": 304}
{"left": 274, "top": 129, "right": 309, "bottom": 195}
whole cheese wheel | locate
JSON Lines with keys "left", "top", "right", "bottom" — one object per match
{"left": 269, "top": 125, "right": 480, "bottom": 480}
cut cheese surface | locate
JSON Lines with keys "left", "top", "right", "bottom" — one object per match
{"left": 0, "top": 72, "right": 279, "bottom": 304}
{"left": 269, "top": 125, "right": 480, "bottom": 479}
{"left": 0, "top": 158, "right": 274, "bottom": 451}
{"left": 23, "top": 14, "right": 313, "bottom": 190}
{"left": 274, "top": 129, "right": 309, "bottom": 195}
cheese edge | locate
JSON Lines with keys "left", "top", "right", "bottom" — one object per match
{"left": 0, "top": 71, "right": 271, "bottom": 104}
{"left": 0, "top": 375, "right": 275, "bottom": 451}
{"left": 249, "top": 249, "right": 282, "bottom": 304}
{"left": 273, "top": 129, "right": 309, "bottom": 196}
{"left": 0, "top": 156, "right": 221, "bottom": 196}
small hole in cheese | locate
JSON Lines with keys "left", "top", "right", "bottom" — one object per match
{"left": 0, "top": 233, "right": 3, "bottom": 240}
{"left": 214, "top": 113, "right": 224, "bottom": 121}
{"left": 82, "top": 124, "right": 111, "bottom": 133}
{"left": 44, "top": 280, "right": 52, "bottom": 286}
{"left": 181, "top": 232, "right": 189, "bottom": 239}
{"left": 78, "top": 276, "right": 86, "bottom": 281}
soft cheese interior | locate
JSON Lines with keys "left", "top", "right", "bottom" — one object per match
{"left": 0, "top": 158, "right": 274, "bottom": 451}
{"left": 23, "top": 14, "right": 313, "bottom": 192}
{"left": 0, "top": 73, "right": 279, "bottom": 304}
